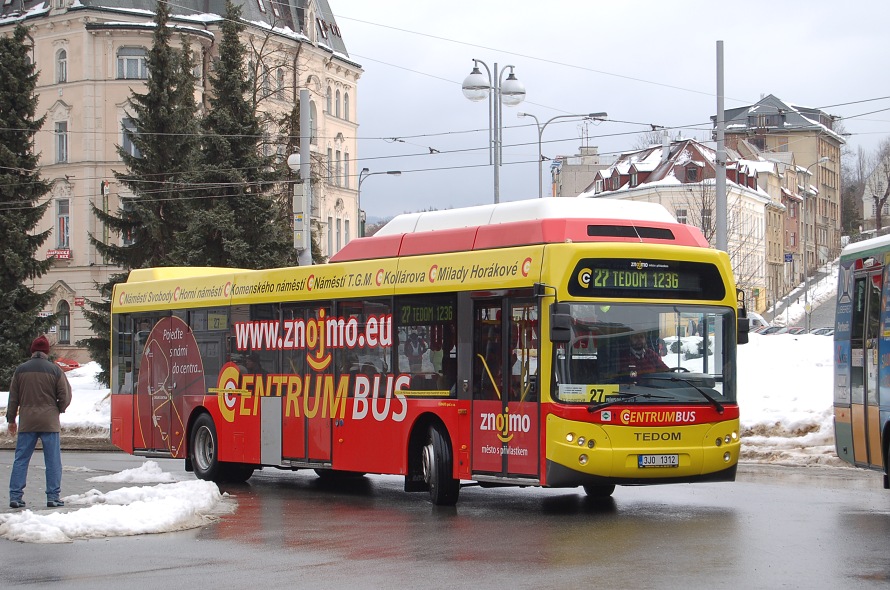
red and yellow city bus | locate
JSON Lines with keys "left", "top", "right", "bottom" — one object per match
{"left": 109, "top": 198, "right": 749, "bottom": 505}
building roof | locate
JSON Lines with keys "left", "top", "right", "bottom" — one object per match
{"left": 1, "top": 0, "right": 352, "bottom": 59}
{"left": 721, "top": 94, "right": 845, "bottom": 144}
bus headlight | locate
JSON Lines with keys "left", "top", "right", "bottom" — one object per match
{"left": 715, "top": 437, "right": 722, "bottom": 447}
{"left": 723, "top": 452, "right": 731, "bottom": 462}
{"left": 587, "top": 439, "right": 595, "bottom": 449}
{"left": 724, "top": 435, "right": 732, "bottom": 445}
{"left": 577, "top": 436, "right": 586, "bottom": 447}
{"left": 566, "top": 433, "right": 575, "bottom": 443}
{"left": 579, "top": 454, "right": 589, "bottom": 465}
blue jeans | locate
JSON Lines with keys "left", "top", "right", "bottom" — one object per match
{"left": 9, "top": 431, "right": 62, "bottom": 502}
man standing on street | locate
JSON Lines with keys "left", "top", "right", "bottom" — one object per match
{"left": 7, "top": 335, "right": 72, "bottom": 509}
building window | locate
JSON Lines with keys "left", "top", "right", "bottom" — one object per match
{"left": 121, "top": 200, "right": 135, "bottom": 246}
{"left": 344, "top": 152, "right": 350, "bottom": 188}
{"left": 701, "top": 208, "right": 712, "bottom": 232}
{"left": 335, "top": 89, "right": 341, "bottom": 118}
{"left": 276, "top": 68, "right": 285, "bottom": 99}
{"left": 327, "top": 216, "right": 333, "bottom": 254}
{"left": 55, "top": 121, "right": 68, "bottom": 163}
{"left": 335, "top": 150, "right": 341, "bottom": 186}
{"left": 344, "top": 92, "right": 350, "bottom": 121}
{"left": 326, "top": 86, "right": 332, "bottom": 113}
{"left": 675, "top": 208, "right": 687, "bottom": 224}
{"left": 630, "top": 171, "right": 638, "bottom": 187}
{"left": 57, "top": 300, "right": 71, "bottom": 345}
{"left": 611, "top": 176, "right": 620, "bottom": 190}
{"left": 336, "top": 218, "right": 342, "bottom": 251}
{"left": 327, "top": 148, "right": 333, "bottom": 182}
{"left": 345, "top": 219, "right": 350, "bottom": 245}
{"left": 255, "top": 0, "right": 266, "bottom": 13}
{"left": 117, "top": 47, "right": 148, "bottom": 80}
{"left": 261, "top": 65, "right": 270, "bottom": 97}
{"left": 57, "top": 198, "right": 70, "bottom": 248}
{"left": 122, "top": 118, "right": 140, "bottom": 158}
{"left": 56, "top": 49, "right": 67, "bottom": 83}
{"left": 594, "top": 179, "right": 603, "bottom": 194}
{"left": 790, "top": 232, "right": 796, "bottom": 247}
{"left": 686, "top": 167, "right": 698, "bottom": 182}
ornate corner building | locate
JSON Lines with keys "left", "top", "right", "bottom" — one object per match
{"left": 0, "top": 0, "right": 362, "bottom": 361}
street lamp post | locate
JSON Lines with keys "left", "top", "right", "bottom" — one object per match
{"left": 358, "top": 167, "right": 401, "bottom": 237}
{"left": 461, "top": 59, "right": 526, "bottom": 203}
{"left": 517, "top": 112, "right": 608, "bottom": 198}
{"left": 286, "top": 152, "right": 309, "bottom": 262}
{"left": 802, "top": 156, "right": 829, "bottom": 331}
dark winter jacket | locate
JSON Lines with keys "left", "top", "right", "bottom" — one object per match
{"left": 619, "top": 347, "right": 669, "bottom": 376}
{"left": 7, "top": 352, "right": 72, "bottom": 432}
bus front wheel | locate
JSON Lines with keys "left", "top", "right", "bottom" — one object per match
{"left": 422, "top": 425, "right": 460, "bottom": 506}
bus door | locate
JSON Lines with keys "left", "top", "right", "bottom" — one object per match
{"left": 280, "top": 303, "right": 332, "bottom": 465}
{"left": 134, "top": 314, "right": 198, "bottom": 455}
{"left": 850, "top": 270, "right": 883, "bottom": 468}
{"left": 471, "top": 295, "right": 540, "bottom": 479}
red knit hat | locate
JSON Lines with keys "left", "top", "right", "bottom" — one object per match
{"left": 31, "top": 335, "right": 50, "bottom": 354}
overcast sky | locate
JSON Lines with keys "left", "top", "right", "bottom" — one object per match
{"left": 329, "top": 0, "right": 890, "bottom": 220}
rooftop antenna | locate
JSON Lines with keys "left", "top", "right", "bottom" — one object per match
{"left": 579, "top": 120, "right": 591, "bottom": 148}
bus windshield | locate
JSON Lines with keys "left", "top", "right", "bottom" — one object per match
{"left": 552, "top": 303, "right": 737, "bottom": 405}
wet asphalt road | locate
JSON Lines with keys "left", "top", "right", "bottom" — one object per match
{"left": 1, "top": 451, "right": 889, "bottom": 589}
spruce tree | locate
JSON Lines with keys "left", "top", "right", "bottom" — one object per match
{"left": 85, "top": 1, "right": 201, "bottom": 382}
{"left": 176, "top": 0, "right": 295, "bottom": 269}
{"left": 91, "top": 0, "right": 201, "bottom": 269}
{"left": 0, "top": 25, "right": 55, "bottom": 387}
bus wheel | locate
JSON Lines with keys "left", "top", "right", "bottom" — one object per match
{"left": 583, "top": 484, "right": 616, "bottom": 498}
{"left": 191, "top": 413, "right": 223, "bottom": 482}
{"left": 225, "top": 464, "right": 255, "bottom": 484}
{"left": 422, "top": 425, "right": 460, "bottom": 506}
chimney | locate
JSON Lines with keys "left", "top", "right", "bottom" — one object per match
{"left": 661, "top": 131, "right": 670, "bottom": 163}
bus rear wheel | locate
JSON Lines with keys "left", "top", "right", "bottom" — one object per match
{"left": 190, "top": 413, "right": 254, "bottom": 483}
{"left": 583, "top": 484, "right": 616, "bottom": 498}
{"left": 422, "top": 425, "right": 460, "bottom": 506}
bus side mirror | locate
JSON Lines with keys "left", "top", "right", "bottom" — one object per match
{"left": 736, "top": 288, "right": 749, "bottom": 345}
{"left": 550, "top": 303, "right": 572, "bottom": 343}
{"left": 737, "top": 317, "right": 750, "bottom": 345}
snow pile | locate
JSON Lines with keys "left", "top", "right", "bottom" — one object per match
{"left": 0, "top": 478, "right": 232, "bottom": 543}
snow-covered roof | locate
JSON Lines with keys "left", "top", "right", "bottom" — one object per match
{"left": 0, "top": 0, "right": 352, "bottom": 61}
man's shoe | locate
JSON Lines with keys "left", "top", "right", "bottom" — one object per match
{"left": 9, "top": 500, "right": 25, "bottom": 509}
{"left": 46, "top": 499, "right": 64, "bottom": 508}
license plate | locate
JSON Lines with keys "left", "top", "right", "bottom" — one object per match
{"left": 638, "top": 454, "right": 679, "bottom": 468}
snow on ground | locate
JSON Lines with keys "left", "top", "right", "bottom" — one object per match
{"left": 0, "top": 465, "right": 233, "bottom": 543}
{"left": 0, "top": 265, "right": 843, "bottom": 542}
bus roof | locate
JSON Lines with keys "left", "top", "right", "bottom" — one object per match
{"left": 839, "top": 233, "right": 890, "bottom": 260}
{"left": 333, "top": 197, "right": 707, "bottom": 263}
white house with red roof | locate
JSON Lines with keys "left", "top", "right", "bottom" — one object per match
{"left": 579, "top": 138, "right": 781, "bottom": 312}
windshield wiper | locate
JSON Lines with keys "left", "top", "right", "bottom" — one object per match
{"left": 643, "top": 375, "right": 725, "bottom": 414}
{"left": 587, "top": 392, "right": 671, "bottom": 413}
